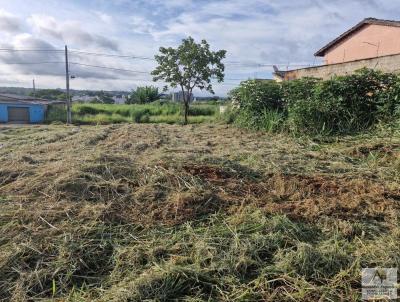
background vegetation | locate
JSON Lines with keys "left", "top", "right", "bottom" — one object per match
{"left": 46, "top": 102, "right": 220, "bottom": 125}
{"left": 227, "top": 69, "right": 400, "bottom": 135}
{"left": 127, "top": 86, "right": 160, "bottom": 104}
{"left": 29, "top": 88, "right": 67, "bottom": 100}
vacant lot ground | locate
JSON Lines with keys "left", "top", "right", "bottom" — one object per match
{"left": 0, "top": 124, "right": 399, "bottom": 301}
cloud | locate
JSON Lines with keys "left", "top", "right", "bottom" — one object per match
{"left": 131, "top": 16, "right": 156, "bottom": 34}
{"left": 1, "top": 0, "right": 400, "bottom": 95}
{"left": 0, "top": 34, "right": 127, "bottom": 80}
{"left": 28, "top": 14, "right": 119, "bottom": 51}
{"left": 147, "top": 0, "right": 388, "bottom": 63}
{"left": 0, "top": 9, "right": 22, "bottom": 33}
{"left": 94, "top": 11, "right": 113, "bottom": 24}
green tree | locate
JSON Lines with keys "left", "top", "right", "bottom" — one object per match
{"left": 152, "top": 37, "right": 226, "bottom": 124}
{"left": 128, "top": 86, "right": 160, "bottom": 104}
{"left": 97, "top": 91, "right": 115, "bottom": 104}
{"left": 29, "top": 89, "right": 66, "bottom": 100}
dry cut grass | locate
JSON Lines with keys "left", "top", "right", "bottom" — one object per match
{"left": 0, "top": 124, "right": 399, "bottom": 301}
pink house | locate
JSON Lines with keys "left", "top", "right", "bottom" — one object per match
{"left": 315, "top": 18, "right": 400, "bottom": 65}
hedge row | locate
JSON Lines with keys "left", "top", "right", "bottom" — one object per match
{"left": 227, "top": 69, "right": 400, "bottom": 135}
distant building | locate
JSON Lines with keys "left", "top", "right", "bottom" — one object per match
{"left": 171, "top": 91, "right": 194, "bottom": 102}
{"left": 274, "top": 18, "right": 400, "bottom": 81}
{"left": 112, "top": 95, "right": 127, "bottom": 104}
{"left": 72, "top": 94, "right": 128, "bottom": 104}
{"left": 0, "top": 94, "right": 64, "bottom": 124}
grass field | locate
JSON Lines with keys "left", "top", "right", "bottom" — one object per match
{"left": 46, "top": 103, "right": 220, "bottom": 125}
{"left": 0, "top": 124, "right": 399, "bottom": 301}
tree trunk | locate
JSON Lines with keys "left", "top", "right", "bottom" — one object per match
{"left": 181, "top": 87, "right": 189, "bottom": 125}
{"left": 183, "top": 99, "right": 189, "bottom": 125}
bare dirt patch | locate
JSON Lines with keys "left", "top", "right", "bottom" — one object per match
{"left": 351, "top": 143, "right": 400, "bottom": 157}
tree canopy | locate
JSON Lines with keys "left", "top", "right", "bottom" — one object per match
{"left": 152, "top": 37, "right": 226, "bottom": 124}
{"left": 128, "top": 86, "right": 160, "bottom": 104}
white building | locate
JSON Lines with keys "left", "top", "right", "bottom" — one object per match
{"left": 171, "top": 91, "right": 194, "bottom": 102}
{"left": 112, "top": 95, "right": 128, "bottom": 104}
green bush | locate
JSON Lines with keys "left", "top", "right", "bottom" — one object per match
{"left": 282, "top": 77, "right": 321, "bottom": 106}
{"left": 228, "top": 80, "right": 285, "bottom": 132}
{"left": 188, "top": 105, "right": 217, "bottom": 116}
{"left": 288, "top": 69, "right": 400, "bottom": 135}
{"left": 218, "top": 106, "right": 237, "bottom": 124}
{"left": 46, "top": 105, "right": 67, "bottom": 123}
{"left": 233, "top": 80, "right": 284, "bottom": 113}
{"left": 230, "top": 69, "right": 400, "bottom": 135}
{"left": 234, "top": 109, "right": 285, "bottom": 132}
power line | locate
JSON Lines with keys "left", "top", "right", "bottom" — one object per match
{"left": 0, "top": 48, "right": 317, "bottom": 68}
{"left": 0, "top": 61, "right": 64, "bottom": 65}
{"left": 0, "top": 48, "right": 63, "bottom": 52}
{"left": 69, "top": 49, "right": 155, "bottom": 61}
{"left": 0, "top": 52, "right": 273, "bottom": 83}
{"left": 69, "top": 62, "right": 152, "bottom": 74}
{"left": 68, "top": 49, "right": 316, "bottom": 68}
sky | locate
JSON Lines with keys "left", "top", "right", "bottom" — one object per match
{"left": 0, "top": 0, "right": 399, "bottom": 96}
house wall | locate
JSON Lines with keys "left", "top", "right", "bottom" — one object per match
{"left": 324, "top": 24, "right": 400, "bottom": 64}
{"left": 283, "top": 53, "right": 400, "bottom": 81}
{"left": 0, "top": 103, "right": 46, "bottom": 123}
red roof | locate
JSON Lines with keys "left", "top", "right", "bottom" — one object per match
{"left": 315, "top": 18, "right": 400, "bottom": 57}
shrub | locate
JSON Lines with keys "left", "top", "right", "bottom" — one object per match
{"left": 218, "top": 106, "right": 237, "bottom": 124}
{"left": 230, "top": 69, "right": 400, "bottom": 135}
{"left": 188, "top": 105, "right": 217, "bottom": 116}
{"left": 282, "top": 77, "right": 321, "bottom": 105}
{"left": 46, "top": 105, "right": 67, "bottom": 123}
{"left": 234, "top": 109, "right": 285, "bottom": 132}
{"left": 229, "top": 80, "right": 285, "bottom": 132}
{"left": 234, "top": 80, "right": 284, "bottom": 112}
{"left": 288, "top": 69, "right": 400, "bottom": 135}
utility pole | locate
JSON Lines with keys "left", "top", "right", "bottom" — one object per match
{"left": 32, "top": 79, "right": 36, "bottom": 97}
{"left": 65, "top": 45, "right": 72, "bottom": 124}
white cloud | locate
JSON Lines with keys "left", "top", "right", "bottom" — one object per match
{"left": 131, "top": 16, "right": 156, "bottom": 35}
{"left": 94, "top": 11, "right": 113, "bottom": 24}
{"left": 28, "top": 14, "right": 119, "bottom": 50}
